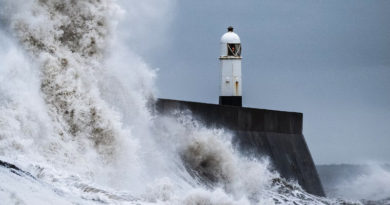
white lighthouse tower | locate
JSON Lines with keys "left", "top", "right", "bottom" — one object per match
{"left": 219, "top": 26, "right": 242, "bottom": 106}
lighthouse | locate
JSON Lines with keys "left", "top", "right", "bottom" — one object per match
{"left": 219, "top": 26, "right": 242, "bottom": 106}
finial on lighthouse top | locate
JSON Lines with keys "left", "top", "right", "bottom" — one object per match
{"left": 227, "top": 26, "right": 234, "bottom": 32}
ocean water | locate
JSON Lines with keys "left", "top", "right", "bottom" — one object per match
{"left": 0, "top": 1, "right": 387, "bottom": 204}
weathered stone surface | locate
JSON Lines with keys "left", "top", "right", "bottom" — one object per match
{"left": 156, "top": 98, "right": 325, "bottom": 196}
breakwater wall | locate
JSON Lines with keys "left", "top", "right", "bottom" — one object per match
{"left": 155, "top": 98, "right": 325, "bottom": 196}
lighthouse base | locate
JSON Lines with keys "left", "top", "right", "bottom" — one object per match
{"left": 219, "top": 96, "right": 242, "bottom": 107}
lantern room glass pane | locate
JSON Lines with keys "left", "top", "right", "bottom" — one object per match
{"left": 227, "top": 43, "right": 241, "bottom": 57}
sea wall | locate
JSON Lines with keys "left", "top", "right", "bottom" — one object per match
{"left": 155, "top": 98, "right": 325, "bottom": 196}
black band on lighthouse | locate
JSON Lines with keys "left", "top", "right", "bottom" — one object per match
{"left": 219, "top": 96, "right": 242, "bottom": 107}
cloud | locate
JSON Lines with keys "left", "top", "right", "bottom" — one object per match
{"left": 116, "top": 0, "right": 177, "bottom": 54}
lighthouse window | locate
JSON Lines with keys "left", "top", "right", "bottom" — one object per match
{"left": 227, "top": 44, "right": 241, "bottom": 57}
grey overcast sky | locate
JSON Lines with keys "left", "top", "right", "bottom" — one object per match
{"left": 139, "top": 0, "right": 390, "bottom": 165}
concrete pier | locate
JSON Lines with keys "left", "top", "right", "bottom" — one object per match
{"left": 156, "top": 98, "right": 325, "bottom": 196}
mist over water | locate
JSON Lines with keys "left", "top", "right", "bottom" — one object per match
{"left": 0, "top": 0, "right": 386, "bottom": 204}
{"left": 318, "top": 164, "right": 390, "bottom": 202}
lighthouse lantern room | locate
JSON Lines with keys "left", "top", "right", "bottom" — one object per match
{"left": 219, "top": 26, "right": 242, "bottom": 106}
